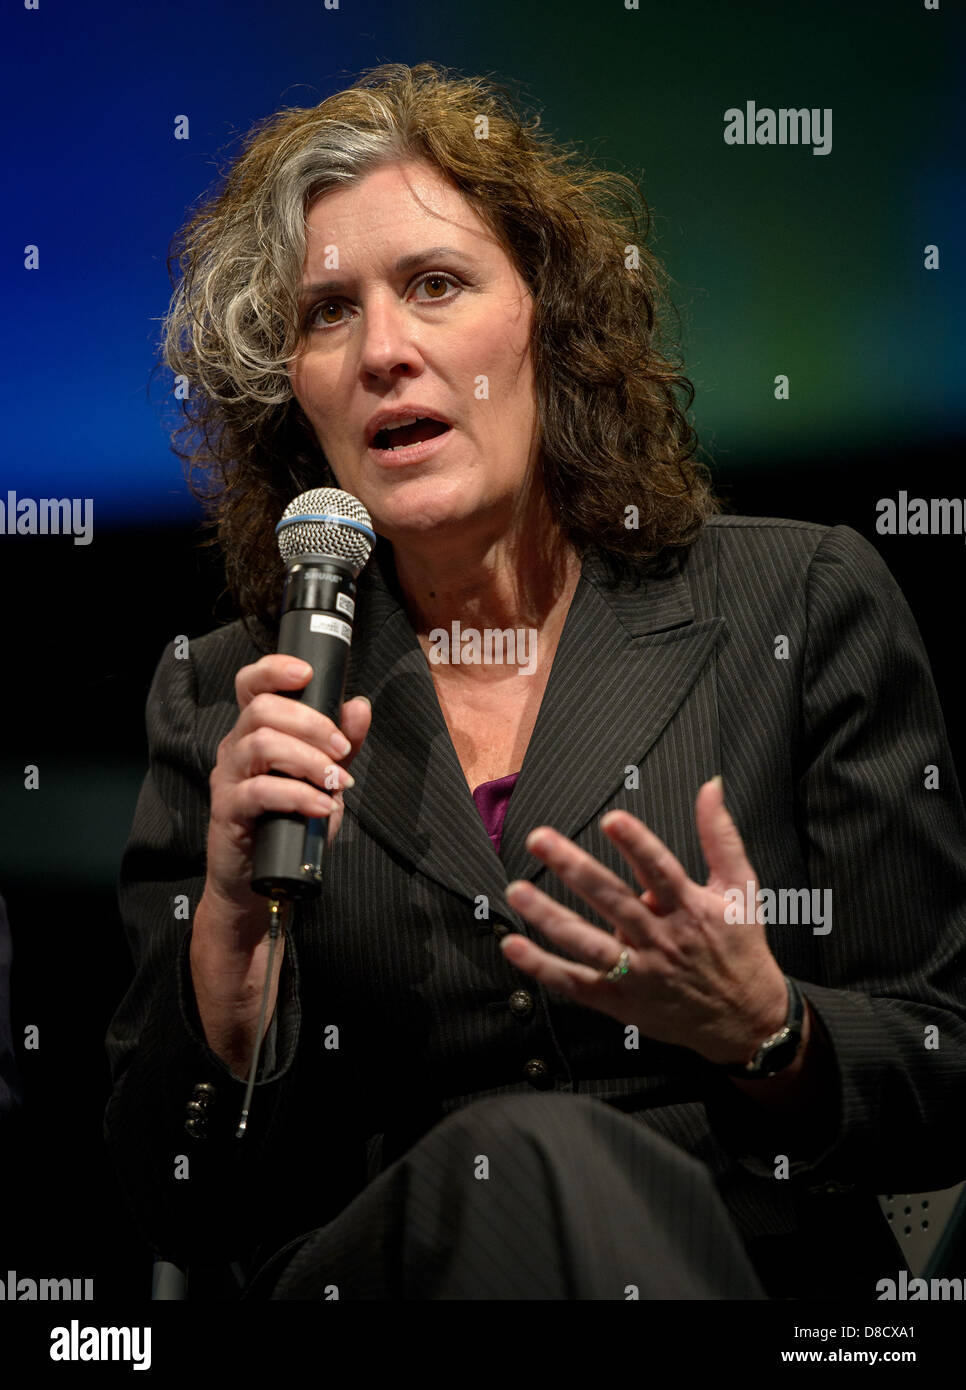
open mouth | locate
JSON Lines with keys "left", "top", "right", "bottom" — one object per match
{"left": 371, "top": 418, "right": 452, "bottom": 451}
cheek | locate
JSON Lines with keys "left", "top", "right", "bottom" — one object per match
{"left": 488, "top": 330, "right": 535, "bottom": 399}
{"left": 290, "top": 355, "right": 330, "bottom": 408}
{"left": 289, "top": 377, "right": 313, "bottom": 424}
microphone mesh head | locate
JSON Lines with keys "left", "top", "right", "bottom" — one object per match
{"left": 276, "top": 488, "right": 376, "bottom": 573}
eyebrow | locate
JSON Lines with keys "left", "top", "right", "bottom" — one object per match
{"left": 299, "top": 246, "right": 477, "bottom": 298}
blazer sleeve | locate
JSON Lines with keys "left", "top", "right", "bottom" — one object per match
{"left": 703, "top": 525, "right": 966, "bottom": 1193}
{"left": 104, "top": 638, "right": 302, "bottom": 1269}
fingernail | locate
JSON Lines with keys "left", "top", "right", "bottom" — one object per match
{"left": 324, "top": 765, "right": 354, "bottom": 790}
{"left": 286, "top": 661, "right": 312, "bottom": 678}
{"left": 331, "top": 733, "right": 352, "bottom": 756}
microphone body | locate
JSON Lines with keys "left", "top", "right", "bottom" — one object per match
{"left": 249, "top": 487, "right": 375, "bottom": 901}
{"left": 250, "top": 555, "right": 358, "bottom": 900}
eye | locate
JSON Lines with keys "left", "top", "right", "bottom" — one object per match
{"left": 310, "top": 300, "right": 347, "bottom": 329}
{"left": 413, "top": 273, "right": 459, "bottom": 302}
{"left": 304, "top": 272, "right": 463, "bottom": 331}
{"left": 309, "top": 300, "right": 347, "bottom": 329}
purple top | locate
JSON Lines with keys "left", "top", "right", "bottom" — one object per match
{"left": 471, "top": 772, "right": 520, "bottom": 853}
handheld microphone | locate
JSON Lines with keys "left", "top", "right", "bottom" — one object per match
{"left": 249, "top": 487, "right": 375, "bottom": 901}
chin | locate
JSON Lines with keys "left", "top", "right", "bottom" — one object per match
{"left": 369, "top": 480, "right": 476, "bottom": 534}
{"left": 377, "top": 510, "right": 468, "bottom": 545}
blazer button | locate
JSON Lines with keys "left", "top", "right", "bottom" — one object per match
{"left": 508, "top": 990, "right": 534, "bottom": 1018}
{"left": 492, "top": 922, "right": 510, "bottom": 939}
{"left": 523, "top": 1058, "right": 552, "bottom": 1089}
{"left": 185, "top": 1081, "right": 216, "bottom": 1139}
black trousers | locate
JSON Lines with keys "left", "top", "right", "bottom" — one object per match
{"left": 250, "top": 1092, "right": 768, "bottom": 1300}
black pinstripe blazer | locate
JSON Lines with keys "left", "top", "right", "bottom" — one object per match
{"left": 104, "top": 516, "right": 966, "bottom": 1299}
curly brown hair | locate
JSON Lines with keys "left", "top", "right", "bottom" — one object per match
{"left": 160, "top": 61, "right": 720, "bottom": 643}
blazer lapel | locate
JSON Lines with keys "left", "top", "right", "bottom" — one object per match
{"left": 499, "top": 548, "right": 726, "bottom": 885}
{"left": 341, "top": 539, "right": 727, "bottom": 923}
{"left": 340, "top": 539, "right": 511, "bottom": 917}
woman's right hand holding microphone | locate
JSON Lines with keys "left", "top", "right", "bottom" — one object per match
{"left": 190, "top": 655, "right": 372, "bottom": 1073}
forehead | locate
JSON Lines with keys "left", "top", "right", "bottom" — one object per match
{"left": 303, "top": 159, "right": 496, "bottom": 259}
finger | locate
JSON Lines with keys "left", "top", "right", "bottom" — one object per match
{"left": 695, "top": 777, "right": 753, "bottom": 888}
{"left": 338, "top": 695, "right": 373, "bottom": 765}
{"left": 504, "top": 878, "right": 642, "bottom": 973}
{"left": 235, "top": 654, "right": 315, "bottom": 710}
{"left": 520, "top": 827, "right": 655, "bottom": 948}
{"left": 234, "top": 691, "right": 356, "bottom": 763}
{"left": 499, "top": 931, "right": 637, "bottom": 1020}
{"left": 226, "top": 725, "right": 356, "bottom": 794}
{"left": 598, "top": 810, "right": 699, "bottom": 916}
{"left": 498, "top": 930, "right": 610, "bottom": 996}
{"left": 227, "top": 774, "right": 339, "bottom": 825}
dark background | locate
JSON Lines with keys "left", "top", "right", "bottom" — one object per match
{"left": 1, "top": 0, "right": 963, "bottom": 1298}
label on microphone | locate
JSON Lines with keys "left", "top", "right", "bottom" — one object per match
{"left": 336, "top": 592, "right": 355, "bottom": 620}
{"left": 309, "top": 614, "right": 352, "bottom": 645}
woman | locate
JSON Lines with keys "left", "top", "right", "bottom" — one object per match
{"left": 105, "top": 62, "right": 966, "bottom": 1300}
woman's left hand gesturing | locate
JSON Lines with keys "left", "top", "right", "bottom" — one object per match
{"left": 501, "top": 776, "right": 789, "bottom": 1067}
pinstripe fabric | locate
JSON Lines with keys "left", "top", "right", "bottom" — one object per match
{"left": 104, "top": 516, "right": 966, "bottom": 1299}
{"left": 261, "top": 1093, "right": 767, "bottom": 1300}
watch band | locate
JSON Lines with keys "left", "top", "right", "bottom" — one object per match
{"left": 718, "top": 974, "right": 806, "bottom": 1079}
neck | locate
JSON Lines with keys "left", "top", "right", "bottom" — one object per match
{"left": 384, "top": 498, "right": 582, "bottom": 638}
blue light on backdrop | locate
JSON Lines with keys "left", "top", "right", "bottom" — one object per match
{"left": 4, "top": 1, "right": 963, "bottom": 525}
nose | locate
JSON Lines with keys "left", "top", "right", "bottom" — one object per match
{"left": 357, "top": 291, "right": 424, "bottom": 379}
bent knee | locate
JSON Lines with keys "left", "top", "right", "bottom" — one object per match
{"left": 428, "top": 1091, "right": 716, "bottom": 1189}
